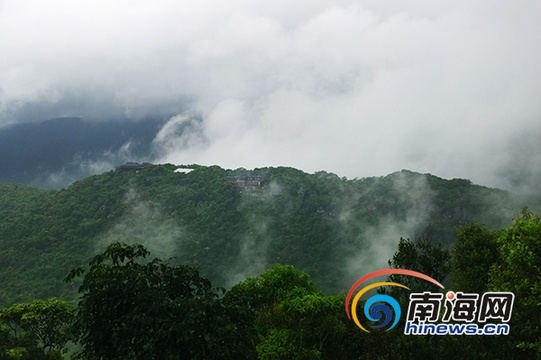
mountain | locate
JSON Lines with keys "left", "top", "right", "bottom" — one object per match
{"left": 0, "top": 116, "right": 168, "bottom": 187}
{"left": 0, "top": 164, "right": 536, "bottom": 306}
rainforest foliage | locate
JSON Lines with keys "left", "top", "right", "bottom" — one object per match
{"left": 0, "top": 212, "right": 540, "bottom": 359}
{"left": 0, "top": 164, "right": 531, "bottom": 305}
{"left": 0, "top": 164, "right": 539, "bottom": 358}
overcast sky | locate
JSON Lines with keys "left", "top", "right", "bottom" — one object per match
{"left": 1, "top": 0, "right": 540, "bottom": 192}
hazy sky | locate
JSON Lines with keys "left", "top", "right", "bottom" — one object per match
{"left": 1, "top": 0, "right": 540, "bottom": 191}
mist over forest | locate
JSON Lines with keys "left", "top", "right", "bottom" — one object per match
{"left": 0, "top": 162, "right": 540, "bottom": 359}
{"left": 0, "top": 162, "right": 536, "bottom": 304}
{"left": 2, "top": 115, "right": 541, "bottom": 198}
{"left": 2, "top": 0, "right": 541, "bottom": 197}
{"left": 1, "top": 1, "right": 541, "bottom": 358}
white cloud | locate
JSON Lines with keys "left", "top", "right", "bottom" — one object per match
{"left": 1, "top": 0, "right": 540, "bottom": 190}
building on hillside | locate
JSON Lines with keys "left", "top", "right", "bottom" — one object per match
{"left": 115, "top": 162, "right": 155, "bottom": 172}
{"left": 226, "top": 173, "right": 267, "bottom": 192}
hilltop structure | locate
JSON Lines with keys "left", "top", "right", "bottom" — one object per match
{"left": 115, "top": 162, "right": 155, "bottom": 172}
{"left": 227, "top": 174, "right": 266, "bottom": 186}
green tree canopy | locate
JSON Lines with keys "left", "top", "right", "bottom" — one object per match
{"left": 489, "top": 209, "right": 541, "bottom": 358}
{"left": 386, "top": 237, "right": 450, "bottom": 303}
{"left": 451, "top": 222, "right": 499, "bottom": 293}
{"left": 0, "top": 298, "right": 74, "bottom": 360}
{"left": 66, "top": 242, "right": 256, "bottom": 360}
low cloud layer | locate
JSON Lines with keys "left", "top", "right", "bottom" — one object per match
{"left": 2, "top": 1, "right": 541, "bottom": 193}
{"left": 341, "top": 171, "right": 434, "bottom": 284}
{"left": 97, "top": 188, "right": 185, "bottom": 259}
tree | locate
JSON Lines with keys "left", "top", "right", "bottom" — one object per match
{"left": 451, "top": 222, "right": 499, "bottom": 293}
{"left": 489, "top": 209, "right": 541, "bottom": 358}
{"left": 387, "top": 237, "right": 450, "bottom": 300}
{"left": 0, "top": 298, "right": 74, "bottom": 359}
{"left": 380, "top": 237, "right": 465, "bottom": 360}
{"left": 226, "top": 265, "right": 364, "bottom": 360}
{"left": 225, "top": 264, "right": 319, "bottom": 311}
{"left": 66, "top": 242, "right": 256, "bottom": 360}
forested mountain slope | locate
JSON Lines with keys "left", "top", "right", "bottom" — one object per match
{"left": 0, "top": 164, "right": 535, "bottom": 306}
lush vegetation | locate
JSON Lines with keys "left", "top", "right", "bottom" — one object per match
{"left": 0, "top": 164, "right": 539, "bottom": 358}
{"left": 1, "top": 210, "right": 540, "bottom": 359}
{"left": 0, "top": 164, "right": 533, "bottom": 306}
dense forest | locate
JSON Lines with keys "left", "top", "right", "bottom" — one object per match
{"left": 0, "top": 164, "right": 539, "bottom": 359}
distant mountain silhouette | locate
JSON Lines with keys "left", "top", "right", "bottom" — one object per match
{"left": 0, "top": 117, "right": 167, "bottom": 186}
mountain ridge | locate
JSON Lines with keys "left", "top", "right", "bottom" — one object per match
{"left": 0, "top": 164, "right": 536, "bottom": 306}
